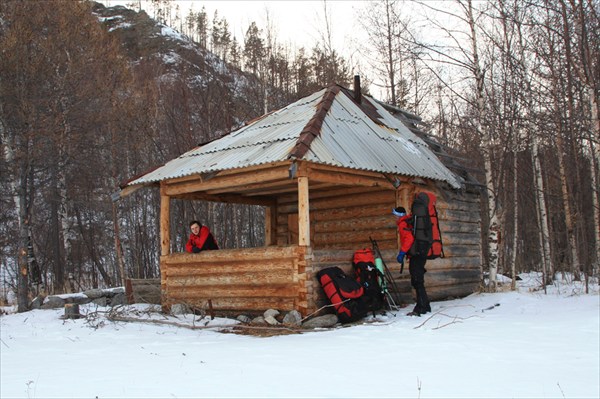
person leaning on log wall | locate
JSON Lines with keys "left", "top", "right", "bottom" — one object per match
{"left": 185, "top": 220, "right": 219, "bottom": 253}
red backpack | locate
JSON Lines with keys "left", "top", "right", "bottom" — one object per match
{"left": 316, "top": 267, "right": 368, "bottom": 323}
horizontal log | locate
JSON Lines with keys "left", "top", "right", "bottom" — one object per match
{"left": 164, "top": 260, "right": 295, "bottom": 276}
{"left": 304, "top": 162, "right": 394, "bottom": 179}
{"left": 276, "top": 205, "right": 392, "bottom": 226}
{"left": 438, "top": 208, "right": 481, "bottom": 223}
{"left": 425, "top": 268, "right": 481, "bottom": 286}
{"left": 440, "top": 221, "right": 481, "bottom": 234}
{"left": 312, "top": 249, "right": 355, "bottom": 263}
{"left": 311, "top": 263, "right": 355, "bottom": 277}
{"left": 313, "top": 242, "right": 382, "bottom": 251}
{"left": 441, "top": 232, "right": 481, "bottom": 246}
{"left": 163, "top": 246, "right": 301, "bottom": 265}
{"left": 175, "top": 191, "right": 276, "bottom": 206}
{"left": 438, "top": 190, "right": 481, "bottom": 204}
{"left": 312, "top": 215, "right": 395, "bottom": 234}
{"left": 435, "top": 200, "right": 480, "bottom": 213}
{"left": 442, "top": 245, "right": 482, "bottom": 258}
{"left": 163, "top": 164, "right": 291, "bottom": 196}
{"left": 278, "top": 191, "right": 394, "bottom": 214}
{"left": 166, "top": 284, "right": 298, "bottom": 299}
{"left": 311, "top": 205, "right": 392, "bottom": 222}
{"left": 279, "top": 186, "right": 389, "bottom": 205}
{"left": 423, "top": 258, "right": 481, "bottom": 271}
{"left": 427, "top": 282, "right": 480, "bottom": 301}
{"left": 167, "top": 270, "right": 296, "bottom": 286}
{"left": 304, "top": 168, "right": 395, "bottom": 189}
{"left": 206, "top": 178, "right": 293, "bottom": 195}
{"left": 313, "top": 229, "right": 396, "bottom": 245}
{"left": 163, "top": 296, "right": 297, "bottom": 312}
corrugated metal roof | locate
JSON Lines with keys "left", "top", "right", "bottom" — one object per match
{"left": 127, "top": 86, "right": 461, "bottom": 189}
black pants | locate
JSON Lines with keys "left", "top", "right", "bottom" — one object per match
{"left": 409, "top": 255, "right": 431, "bottom": 313}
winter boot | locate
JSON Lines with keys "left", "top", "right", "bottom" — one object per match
{"left": 416, "top": 286, "right": 431, "bottom": 314}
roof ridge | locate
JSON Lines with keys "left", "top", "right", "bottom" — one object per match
{"left": 287, "top": 86, "right": 340, "bottom": 160}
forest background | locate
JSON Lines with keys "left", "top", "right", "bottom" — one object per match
{"left": 0, "top": 0, "right": 598, "bottom": 312}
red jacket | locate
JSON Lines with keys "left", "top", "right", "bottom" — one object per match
{"left": 396, "top": 215, "right": 414, "bottom": 253}
{"left": 185, "top": 225, "right": 219, "bottom": 253}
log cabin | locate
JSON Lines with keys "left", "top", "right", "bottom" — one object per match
{"left": 118, "top": 77, "right": 483, "bottom": 316}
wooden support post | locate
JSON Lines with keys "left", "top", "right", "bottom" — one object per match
{"left": 160, "top": 192, "right": 171, "bottom": 256}
{"left": 298, "top": 176, "right": 310, "bottom": 246}
{"left": 265, "top": 205, "right": 277, "bottom": 246}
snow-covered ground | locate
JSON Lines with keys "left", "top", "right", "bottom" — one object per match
{"left": 1, "top": 272, "right": 598, "bottom": 399}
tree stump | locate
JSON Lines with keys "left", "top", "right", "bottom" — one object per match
{"left": 64, "top": 303, "right": 82, "bottom": 319}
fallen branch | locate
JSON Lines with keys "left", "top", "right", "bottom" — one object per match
{"left": 300, "top": 300, "right": 349, "bottom": 323}
{"left": 107, "top": 314, "right": 234, "bottom": 330}
{"left": 413, "top": 306, "right": 479, "bottom": 329}
{"left": 106, "top": 313, "right": 305, "bottom": 334}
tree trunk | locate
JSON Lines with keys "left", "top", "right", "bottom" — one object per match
{"left": 112, "top": 202, "right": 127, "bottom": 287}
{"left": 1, "top": 114, "right": 31, "bottom": 311}
{"left": 17, "top": 187, "right": 30, "bottom": 312}
{"left": 558, "top": 0, "right": 581, "bottom": 279}
{"left": 384, "top": 0, "right": 396, "bottom": 105}
{"left": 511, "top": 136, "right": 519, "bottom": 290}
{"left": 466, "top": 0, "right": 499, "bottom": 292}
{"left": 532, "top": 136, "right": 553, "bottom": 290}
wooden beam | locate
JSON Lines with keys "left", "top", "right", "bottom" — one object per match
{"left": 265, "top": 205, "right": 277, "bottom": 246}
{"left": 119, "top": 183, "right": 155, "bottom": 198}
{"left": 160, "top": 191, "right": 171, "bottom": 256}
{"left": 278, "top": 186, "right": 387, "bottom": 205}
{"left": 174, "top": 191, "right": 276, "bottom": 207}
{"left": 163, "top": 165, "right": 291, "bottom": 196}
{"left": 307, "top": 168, "right": 395, "bottom": 189}
{"left": 247, "top": 185, "right": 299, "bottom": 196}
{"left": 298, "top": 176, "right": 310, "bottom": 246}
{"left": 307, "top": 162, "right": 388, "bottom": 178}
{"left": 166, "top": 161, "right": 292, "bottom": 185}
{"left": 205, "top": 179, "right": 293, "bottom": 195}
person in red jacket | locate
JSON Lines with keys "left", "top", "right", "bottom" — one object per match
{"left": 393, "top": 207, "right": 414, "bottom": 259}
{"left": 393, "top": 206, "right": 431, "bottom": 316}
{"left": 185, "top": 220, "right": 219, "bottom": 253}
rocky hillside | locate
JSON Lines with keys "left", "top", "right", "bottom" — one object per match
{"left": 91, "top": 1, "right": 263, "bottom": 143}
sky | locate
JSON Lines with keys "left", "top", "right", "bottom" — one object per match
{"left": 1, "top": 272, "right": 599, "bottom": 398}
{"left": 104, "top": 0, "right": 365, "bottom": 52}
{"left": 99, "top": 0, "right": 459, "bottom": 103}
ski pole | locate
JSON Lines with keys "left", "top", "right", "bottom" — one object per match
{"left": 370, "top": 237, "right": 402, "bottom": 310}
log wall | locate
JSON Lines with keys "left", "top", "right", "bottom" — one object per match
{"left": 276, "top": 187, "right": 397, "bottom": 250}
{"left": 295, "top": 185, "right": 482, "bottom": 314}
{"left": 161, "top": 246, "right": 307, "bottom": 316}
{"left": 126, "top": 278, "right": 161, "bottom": 304}
{"left": 158, "top": 175, "right": 481, "bottom": 316}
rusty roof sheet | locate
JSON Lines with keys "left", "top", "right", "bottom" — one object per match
{"left": 127, "top": 86, "right": 462, "bottom": 189}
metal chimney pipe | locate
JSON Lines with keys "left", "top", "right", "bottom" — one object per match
{"left": 354, "top": 75, "right": 361, "bottom": 104}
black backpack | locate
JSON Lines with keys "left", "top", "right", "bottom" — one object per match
{"left": 409, "top": 191, "right": 444, "bottom": 259}
{"left": 409, "top": 192, "right": 433, "bottom": 257}
{"left": 352, "top": 249, "right": 384, "bottom": 312}
{"left": 317, "top": 267, "right": 369, "bottom": 323}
